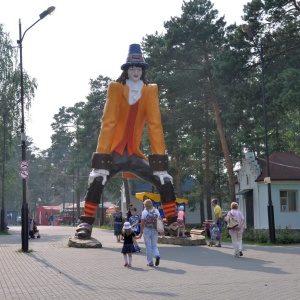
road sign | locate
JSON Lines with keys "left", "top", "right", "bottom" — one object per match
{"left": 19, "top": 170, "right": 29, "bottom": 179}
{"left": 20, "top": 160, "right": 29, "bottom": 170}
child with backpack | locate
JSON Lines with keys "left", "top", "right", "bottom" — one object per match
{"left": 208, "top": 223, "right": 220, "bottom": 247}
{"left": 129, "top": 207, "right": 141, "bottom": 252}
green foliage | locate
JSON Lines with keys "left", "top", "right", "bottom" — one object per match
{"left": 274, "top": 228, "right": 300, "bottom": 244}
{"left": 1, "top": 24, "right": 37, "bottom": 216}
{"left": 241, "top": 228, "right": 300, "bottom": 244}
{"left": 242, "top": 228, "right": 270, "bottom": 243}
{"left": 0, "top": 231, "right": 10, "bottom": 235}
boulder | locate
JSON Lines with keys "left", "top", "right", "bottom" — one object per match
{"left": 68, "top": 236, "right": 102, "bottom": 248}
{"left": 158, "top": 235, "right": 206, "bottom": 246}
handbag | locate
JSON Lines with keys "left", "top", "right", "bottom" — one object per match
{"left": 227, "top": 212, "right": 239, "bottom": 230}
{"left": 156, "top": 218, "right": 165, "bottom": 233}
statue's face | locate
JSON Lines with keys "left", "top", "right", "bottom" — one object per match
{"left": 127, "top": 66, "right": 142, "bottom": 82}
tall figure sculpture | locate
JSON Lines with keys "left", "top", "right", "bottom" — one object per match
{"left": 76, "top": 44, "right": 177, "bottom": 239}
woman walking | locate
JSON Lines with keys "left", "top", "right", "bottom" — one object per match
{"left": 226, "top": 202, "right": 245, "bottom": 257}
{"left": 112, "top": 206, "right": 123, "bottom": 242}
{"left": 138, "top": 199, "right": 162, "bottom": 267}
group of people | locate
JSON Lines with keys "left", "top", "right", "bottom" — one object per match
{"left": 210, "top": 198, "right": 245, "bottom": 257}
{"left": 111, "top": 200, "right": 163, "bottom": 267}
{"left": 111, "top": 204, "right": 141, "bottom": 251}
{"left": 116, "top": 197, "right": 246, "bottom": 268}
{"left": 112, "top": 200, "right": 188, "bottom": 267}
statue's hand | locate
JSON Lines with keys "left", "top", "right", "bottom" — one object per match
{"left": 88, "top": 169, "right": 109, "bottom": 185}
{"left": 153, "top": 171, "right": 173, "bottom": 185}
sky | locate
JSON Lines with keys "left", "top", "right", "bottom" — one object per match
{"left": 0, "top": 0, "right": 249, "bottom": 151}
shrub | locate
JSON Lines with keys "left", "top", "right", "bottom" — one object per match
{"left": 242, "top": 228, "right": 300, "bottom": 244}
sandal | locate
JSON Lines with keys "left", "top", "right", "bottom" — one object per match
{"left": 124, "top": 263, "right": 128, "bottom": 267}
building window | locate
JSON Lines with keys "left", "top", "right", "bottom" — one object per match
{"left": 280, "top": 191, "right": 297, "bottom": 212}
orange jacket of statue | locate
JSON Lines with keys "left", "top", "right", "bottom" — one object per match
{"left": 96, "top": 82, "right": 166, "bottom": 160}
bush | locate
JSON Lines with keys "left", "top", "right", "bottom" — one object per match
{"left": 243, "top": 228, "right": 269, "bottom": 243}
{"left": 242, "top": 228, "right": 300, "bottom": 244}
{"left": 275, "top": 228, "right": 300, "bottom": 244}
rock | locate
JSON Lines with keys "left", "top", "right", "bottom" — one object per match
{"left": 157, "top": 235, "right": 206, "bottom": 246}
{"left": 68, "top": 236, "right": 102, "bottom": 248}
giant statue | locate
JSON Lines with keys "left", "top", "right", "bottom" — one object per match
{"left": 76, "top": 44, "right": 177, "bottom": 239}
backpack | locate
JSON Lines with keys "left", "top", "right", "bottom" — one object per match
{"left": 144, "top": 209, "right": 158, "bottom": 229}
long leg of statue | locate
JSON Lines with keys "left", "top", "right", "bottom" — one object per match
{"left": 76, "top": 176, "right": 105, "bottom": 239}
{"left": 123, "top": 154, "right": 177, "bottom": 224}
{"left": 159, "top": 178, "right": 178, "bottom": 224}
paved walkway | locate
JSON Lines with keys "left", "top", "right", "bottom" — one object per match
{"left": 0, "top": 226, "right": 299, "bottom": 300}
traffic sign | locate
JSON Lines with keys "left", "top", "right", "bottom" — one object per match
{"left": 19, "top": 170, "right": 29, "bottom": 179}
{"left": 20, "top": 160, "right": 30, "bottom": 170}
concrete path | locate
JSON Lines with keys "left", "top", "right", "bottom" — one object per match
{"left": 0, "top": 226, "right": 299, "bottom": 299}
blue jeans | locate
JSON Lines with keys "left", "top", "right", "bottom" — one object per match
{"left": 143, "top": 227, "right": 160, "bottom": 264}
{"left": 217, "top": 218, "right": 223, "bottom": 233}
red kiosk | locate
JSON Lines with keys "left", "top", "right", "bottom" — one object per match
{"left": 36, "top": 206, "right": 61, "bottom": 225}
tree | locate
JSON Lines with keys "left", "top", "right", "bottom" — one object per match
{"left": 236, "top": 0, "right": 300, "bottom": 156}
{"left": 1, "top": 24, "right": 37, "bottom": 217}
{"left": 143, "top": 0, "right": 237, "bottom": 206}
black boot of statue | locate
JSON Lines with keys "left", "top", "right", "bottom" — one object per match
{"left": 75, "top": 216, "right": 95, "bottom": 239}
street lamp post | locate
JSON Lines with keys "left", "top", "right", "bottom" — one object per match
{"left": 18, "top": 6, "right": 55, "bottom": 252}
{"left": 58, "top": 164, "right": 76, "bottom": 224}
{"left": 0, "top": 112, "right": 7, "bottom": 232}
{"left": 242, "top": 24, "right": 276, "bottom": 243}
{"left": 72, "top": 175, "right": 75, "bottom": 226}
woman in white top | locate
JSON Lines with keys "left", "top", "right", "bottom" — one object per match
{"left": 226, "top": 202, "right": 245, "bottom": 257}
{"left": 138, "top": 199, "right": 162, "bottom": 267}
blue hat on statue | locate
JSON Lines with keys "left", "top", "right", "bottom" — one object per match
{"left": 121, "top": 44, "right": 149, "bottom": 70}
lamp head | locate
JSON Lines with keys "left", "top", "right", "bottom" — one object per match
{"left": 39, "top": 6, "right": 56, "bottom": 19}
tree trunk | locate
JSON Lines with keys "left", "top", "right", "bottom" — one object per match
{"left": 208, "top": 76, "right": 235, "bottom": 202}
{"left": 76, "top": 169, "right": 81, "bottom": 219}
{"left": 205, "top": 105, "right": 212, "bottom": 218}
{"left": 199, "top": 196, "right": 205, "bottom": 225}
{"left": 173, "top": 142, "right": 182, "bottom": 197}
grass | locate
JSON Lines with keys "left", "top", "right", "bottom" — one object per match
{"left": 17, "top": 249, "right": 34, "bottom": 253}
{"left": 0, "top": 231, "right": 10, "bottom": 235}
